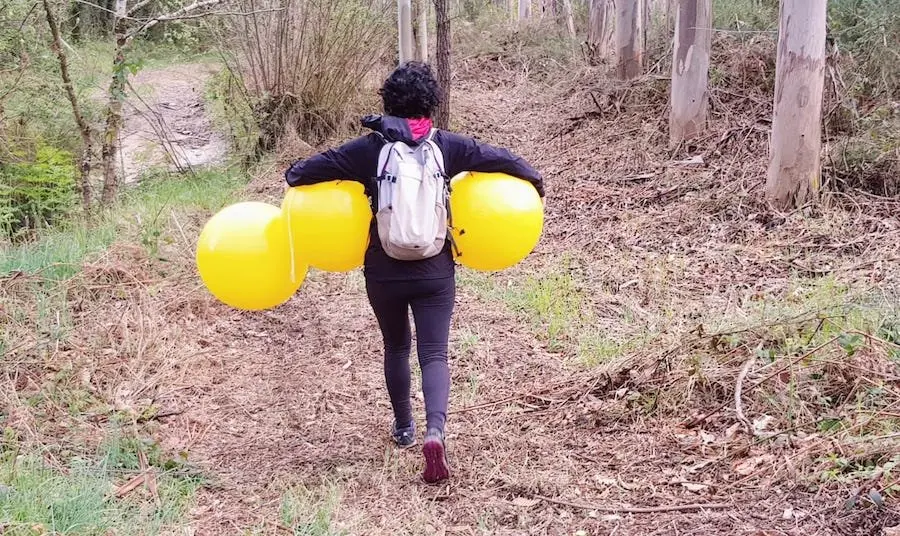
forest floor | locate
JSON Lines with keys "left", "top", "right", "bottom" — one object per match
{"left": 3, "top": 54, "right": 900, "bottom": 536}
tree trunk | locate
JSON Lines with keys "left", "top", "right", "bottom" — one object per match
{"left": 669, "top": 0, "right": 712, "bottom": 146}
{"left": 642, "top": 0, "right": 651, "bottom": 49}
{"left": 615, "top": 0, "right": 644, "bottom": 80}
{"left": 518, "top": 0, "right": 531, "bottom": 20}
{"left": 69, "top": 0, "right": 83, "bottom": 42}
{"left": 43, "top": 0, "right": 94, "bottom": 213}
{"left": 99, "top": 0, "right": 128, "bottom": 206}
{"left": 540, "top": 0, "right": 557, "bottom": 18}
{"left": 398, "top": 0, "right": 414, "bottom": 64}
{"left": 434, "top": 0, "right": 451, "bottom": 129}
{"left": 588, "top": 0, "right": 615, "bottom": 61}
{"left": 765, "top": 0, "right": 827, "bottom": 209}
{"left": 414, "top": 0, "right": 428, "bottom": 62}
{"left": 561, "top": 0, "right": 576, "bottom": 37}
{"left": 665, "top": 0, "right": 675, "bottom": 34}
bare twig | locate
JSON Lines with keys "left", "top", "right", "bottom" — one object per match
{"left": 126, "top": 0, "right": 153, "bottom": 15}
{"left": 127, "top": 0, "right": 227, "bottom": 38}
{"left": 132, "top": 6, "right": 286, "bottom": 20}
{"left": 684, "top": 336, "right": 841, "bottom": 428}
{"left": 734, "top": 357, "right": 755, "bottom": 435}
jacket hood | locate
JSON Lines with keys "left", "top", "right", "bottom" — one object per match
{"left": 361, "top": 114, "right": 431, "bottom": 144}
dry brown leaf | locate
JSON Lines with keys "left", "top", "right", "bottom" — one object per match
{"left": 510, "top": 497, "right": 540, "bottom": 508}
{"left": 114, "top": 473, "right": 147, "bottom": 498}
{"left": 734, "top": 454, "right": 776, "bottom": 476}
{"left": 138, "top": 449, "right": 149, "bottom": 471}
{"left": 146, "top": 469, "right": 160, "bottom": 506}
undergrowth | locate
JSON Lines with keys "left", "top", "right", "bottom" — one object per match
{"left": 0, "top": 431, "right": 206, "bottom": 535}
{"left": 462, "top": 250, "right": 899, "bottom": 493}
{"left": 216, "top": 0, "right": 393, "bottom": 158}
{"left": 0, "top": 168, "right": 246, "bottom": 280}
{"left": 454, "top": 10, "right": 581, "bottom": 81}
{"left": 0, "top": 164, "right": 246, "bottom": 534}
{"left": 0, "top": 145, "right": 78, "bottom": 240}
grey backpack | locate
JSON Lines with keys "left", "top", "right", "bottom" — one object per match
{"left": 374, "top": 129, "right": 450, "bottom": 261}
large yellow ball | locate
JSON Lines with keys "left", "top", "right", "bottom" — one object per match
{"left": 281, "top": 181, "right": 372, "bottom": 272}
{"left": 449, "top": 172, "right": 544, "bottom": 272}
{"left": 196, "top": 201, "right": 306, "bottom": 310}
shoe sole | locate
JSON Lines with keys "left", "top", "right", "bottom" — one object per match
{"left": 395, "top": 439, "right": 417, "bottom": 450}
{"left": 422, "top": 438, "right": 450, "bottom": 484}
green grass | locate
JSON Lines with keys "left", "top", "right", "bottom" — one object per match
{"left": 279, "top": 481, "right": 345, "bottom": 536}
{"left": 504, "top": 270, "right": 582, "bottom": 352}
{"left": 458, "top": 261, "right": 586, "bottom": 354}
{"left": 0, "top": 433, "right": 205, "bottom": 536}
{"left": 705, "top": 275, "right": 899, "bottom": 357}
{"left": 713, "top": 0, "right": 779, "bottom": 31}
{"left": 0, "top": 168, "right": 248, "bottom": 280}
{"left": 239, "top": 479, "right": 350, "bottom": 535}
{"left": 455, "top": 328, "right": 481, "bottom": 356}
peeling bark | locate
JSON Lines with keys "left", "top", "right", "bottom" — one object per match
{"left": 588, "top": 0, "right": 615, "bottom": 62}
{"left": 616, "top": 0, "right": 644, "bottom": 80}
{"left": 669, "top": 0, "right": 712, "bottom": 146}
{"left": 765, "top": 1, "right": 827, "bottom": 209}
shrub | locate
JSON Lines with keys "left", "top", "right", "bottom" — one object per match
{"left": 828, "top": 0, "right": 900, "bottom": 99}
{"left": 218, "top": 0, "right": 393, "bottom": 155}
{"left": 0, "top": 145, "right": 77, "bottom": 240}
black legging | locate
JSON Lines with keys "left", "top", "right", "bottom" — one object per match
{"left": 365, "top": 276, "right": 455, "bottom": 433}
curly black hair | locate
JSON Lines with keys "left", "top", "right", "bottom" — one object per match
{"left": 379, "top": 61, "right": 442, "bottom": 119}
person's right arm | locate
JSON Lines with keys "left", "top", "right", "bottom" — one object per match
{"left": 441, "top": 132, "right": 545, "bottom": 198}
{"left": 284, "top": 135, "right": 376, "bottom": 187}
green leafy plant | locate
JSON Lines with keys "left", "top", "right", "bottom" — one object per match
{"left": 0, "top": 144, "right": 77, "bottom": 239}
{"left": 838, "top": 332, "right": 864, "bottom": 356}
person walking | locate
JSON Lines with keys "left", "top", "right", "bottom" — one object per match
{"left": 284, "top": 61, "right": 544, "bottom": 483}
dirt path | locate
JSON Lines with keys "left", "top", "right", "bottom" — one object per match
{"left": 119, "top": 62, "right": 228, "bottom": 182}
{"left": 126, "top": 63, "right": 899, "bottom": 535}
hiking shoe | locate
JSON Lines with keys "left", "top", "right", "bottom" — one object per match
{"left": 422, "top": 427, "right": 450, "bottom": 484}
{"left": 391, "top": 421, "right": 417, "bottom": 449}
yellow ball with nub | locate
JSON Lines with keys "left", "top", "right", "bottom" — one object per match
{"left": 281, "top": 180, "right": 372, "bottom": 272}
{"left": 449, "top": 171, "right": 544, "bottom": 272}
{"left": 196, "top": 201, "right": 307, "bottom": 310}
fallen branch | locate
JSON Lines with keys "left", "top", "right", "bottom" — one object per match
{"left": 450, "top": 378, "right": 586, "bottom": 414}
{"left": 734, "top": 357, "right": 755, "bottom": 435}
{"left": 132, "top": 6, "right": 286, "bottom": 20}
{"left": 113, "top": 473, "right": 147, "bottom": 498}
{"left": 684, "top": 336, "right": 840, "bottom": 428}
{"left": 849, "top": 329, "right": 900, "bottom": 350}
{"left": 534, "top": 494, "right": 731, "bottom": 514}
{"left": 451, "top": 394, "right": 528, "bottom": 414}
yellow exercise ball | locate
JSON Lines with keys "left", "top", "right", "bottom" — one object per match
{"left": 196, "top": 201, "right": 306, "bottom": 311}
{"left": 281, "top": 180, "right": 372, "bottom": 272}
{"left": 449, "top": 172, "right": 544, "bottom": 272}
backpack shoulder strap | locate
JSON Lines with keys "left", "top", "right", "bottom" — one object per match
{"left": 376, "top": 139, "right": 396, "bottom": 179}
{"left": 422, "top": 128, "right": 446, "bottom": 176}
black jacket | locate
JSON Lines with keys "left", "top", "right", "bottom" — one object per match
{"left": 284, "top": 114, "right": 544, "bottom": 281}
